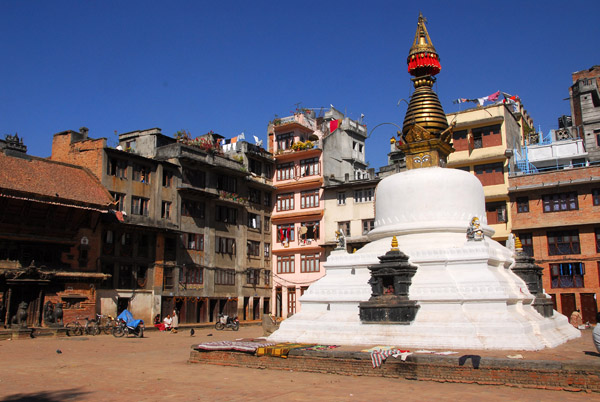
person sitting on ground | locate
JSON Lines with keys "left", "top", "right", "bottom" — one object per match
{"left": 163, "top": 314, "right": 172, "bottom": 331}
{"left": 153, "top": 314, "right": 166, "bottom": 331}
{"left": 570, "top": 309, "right": 583, "bottom": 328}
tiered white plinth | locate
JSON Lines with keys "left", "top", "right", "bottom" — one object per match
{"left": 269, "top": 168, "right": 580, "bottom": 350}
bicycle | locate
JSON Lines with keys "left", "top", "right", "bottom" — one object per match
{"left": 65, "top": 316, "right": 99, "bottom": 336}
{"left": 95, "top": 314, "right": 116, "bottom": 335}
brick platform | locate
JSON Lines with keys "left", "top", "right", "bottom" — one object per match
{"left": 189, "top": 347, "right": 600, "bottom": 392}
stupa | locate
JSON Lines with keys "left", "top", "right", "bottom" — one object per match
{"left": 268, "top": 13, "right": 579, "bottom": 350}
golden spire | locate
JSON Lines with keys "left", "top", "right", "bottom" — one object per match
{"left": 391, "top": 236, "right": 399, "bottom": 251}
{"left": 398, "top": 13, "right": 454, "bottom": 170}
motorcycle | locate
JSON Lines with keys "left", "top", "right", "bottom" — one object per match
{"left": 215, "top": 313, "right": 239, "bottom": 331}
{"left": 112, "top": 309, "right": 144, "bottom": 338}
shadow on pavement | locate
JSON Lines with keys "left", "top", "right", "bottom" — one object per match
{"left": 1, "top": 388, "right": 89, "bottom": 402}
{"left": 584, "top": 351, "right": 600, "bottom": 357}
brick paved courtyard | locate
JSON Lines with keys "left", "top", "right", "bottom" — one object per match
{"left": 0, "top": 325, "right": 597, "bottom": 401}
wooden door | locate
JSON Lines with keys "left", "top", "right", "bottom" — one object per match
{"left": 560, "top": 293, "right": 576, "bottom": 319}
{"left": 580, "top": 293, "right": 598, "bottom": 324}
{"left": 287, "top": 287, "right": 296, "bottom": 317}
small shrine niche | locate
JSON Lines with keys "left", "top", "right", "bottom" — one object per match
{"left": 359, "top": 237, "right": 420, "bottom": 324}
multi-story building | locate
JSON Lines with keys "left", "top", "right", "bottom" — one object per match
{"left": 570, "top": 65, "right": 600, "bottom": 161}
{"left": 1, "top": 134, "right": 114, "bottom": 327}
{"left": 446, "top": 102, "right": 534, "bottom": 243}
{"left": 509, "top": 160, "right": 600, "bottom": 324}
{"left": 267, "top": 107, "right": 367, "bottom": 318}
{"left": 51, "top": 127, "right": 274, "bottom": 324}
{"left": 322, "top": 175, "right": 380, "bottom": 255}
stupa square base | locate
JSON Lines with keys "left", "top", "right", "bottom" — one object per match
{"left": 189, "top": 330, "right": 600, "bottom": 393}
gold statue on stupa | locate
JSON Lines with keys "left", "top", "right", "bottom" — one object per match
{"left": 398, "top": 13, "right": 454, "bottom": 170}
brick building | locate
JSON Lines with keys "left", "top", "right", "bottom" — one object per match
{"left": 1, "top": 134, "right": 113, "bottom": 327}
{"left": 51, "top": 127, "right": 274, "bottom": 324}
{"left": 509, "top": 165, "right": 600, "bottom": 323}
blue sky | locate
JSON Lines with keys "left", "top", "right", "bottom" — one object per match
{"left": 1, "top": 1, "right": 599, "bottom": 170}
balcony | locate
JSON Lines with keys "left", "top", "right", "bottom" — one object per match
{"left": 273, "top": 114, "right": 317, "bottom": 132}
{"left": 340, "top": 118, "right": 367, "bottom": 137}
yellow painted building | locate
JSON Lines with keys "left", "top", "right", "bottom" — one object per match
{"left": 446, "top": 102, "right": 533, "bottom": 243}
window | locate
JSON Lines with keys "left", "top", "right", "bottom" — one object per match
{"left": 550, "top": 262, "right": 584, "bottom": 288}
{"left": 474, "top": 163, "right": 504, "bottom": 186}
{"left": 363, "top": 219, "right": 375, "bottom": 235}
{"left": 264, "top": 243, "right": 270, "bottom": 258}
{"left": 519, "top": 233, "right": 533, "bottom": 257}
{"left": 276, "top": 193, "right": 294, "bottom": 211}
{"left": 543, "top": 192, "right": 578, "bottom": 212}
{"left": 472, "top": 131, "right": 483, "bottom": 149}
{"left": 162, "top": 170, "right": 173, "bottom": 187}
{"left": 133, "top": 164, "right": 150, "bottom": 183}
{"left": 337, "top": 192, "right": 346, "bottom": 205}
{"left": 516, "top": 197, "right": 529, "bottom": 213}
{"left": 593, "top": 189, "right": 600, "bottom": 206}
{"left": 182, "top": 169, "right": 205, "bottom": 188}
{"left": 548, "top": 230, "right": 580, "bottom": 255}
{"left": 247, "top": 240, "right": 260, "bottom": 257}
{"left": 472, "top": 125, "right": 502, "bottom": 149}
{"left": 299, "top": 221, "right": 319, "bottom": 244}
{"left": 248, "top": 188, "right": 261, "bottom": 204}
{"left": 301, "top": 253, "right": 320, "bottom": 273}
{"left": 276, "top": 132, "right": 294, "bottom": 151}
{"left": 183, "top": 233, "right": 204, "bottom": 251}
{"left": 249, "top": 158, "right": 261, "bottom": 175}
{"left": 301, "top": 189, "right": 319, "bottom": 208}
{"left": 137, "top": 233, "right": 151, "bottom": 258}
{"left": 131, "top": 197, "right": 149, "bottom": 216}
{"left": 216, "top": 205, "right": 237, "bottom": 224}
{"left": 183, "top": 266, "right": 203, "bottom": 285}
{"left": 215, "top": 269, "right": 235, "bottom": 285}
{"left": 300, "top": 157, "right": 319, "bottom": 176}
{"left": 354, "top": 188, "right": 374, "bottom": 203}
{"left": 248, "top": 213, "right": 261, "bottom": 230}
{"left": 452, "top": 130, "right": 468, "bottom": 151}
{"left": 181, "top": 199, "right": 205, "bottom": 219}
{"left": 277, "top": 255, "right": 294, "bottom": 274}
{"left": 215, "top": 237, "right": 236, "bottom": 255}
{"left": 338, "top": 221, "right": 351, "bottom": 237}
{"left": 161, "top": 201, "right": 171, "bottom": 219}
{"left": 276, "top": 162, "right": 295, "bottom": 181}
{"left": 277, "top": 224, "right": 295, "bottom": 244}
{"left": 264, "top": 270, "right": 271, "bottom": 286}
{"left": 163, "top": 267, "right": 174, "bottom": 290}
{"left": 264, "top": 192, "right": 272, "bottom": 207}
{"left": 246, "top": 269, "right": 260, "bottom": 285}
{"left": 216, "top": 174, "right": 237, "bottom": 193}
{"left": 119, "top": 264, "right": 133, "bottom": 289}
{"left": 111, "top": 192, "right": 125, "bottom": 211}
{"left": 486, "top": 202, "right": 507, "bottom": 224}
{"left": 107, "top": 158, "right": 127, "bottom": 179}
{"left": 263, "top": 216, "right": 271, "bottom": 233}
{"left": 596, "top": 228, "right": 600, "bottom": 253}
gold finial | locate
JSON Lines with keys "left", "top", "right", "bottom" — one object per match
{"left": 390, "top": 137, "right": 396, "bottom": 144}
{"left": 353, "top": 248, "right": 357, "bottom": 253}
{"left": 400, "top": 13, "right": 453, "bottom": 170}
{"left": 515, "top": 236, "right": 523, "bottom": 251}
{"left": 391, "top": 236, "right": 399, "bottom": 251}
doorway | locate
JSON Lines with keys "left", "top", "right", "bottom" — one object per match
{"left": 580, "top": 293, "right": 598, "bottom": 324}
{"left": 117, "top": 297, "right": 130, "bottom": 315}
{"left": 560, "top": 293, "right": 576, "bottom": 319}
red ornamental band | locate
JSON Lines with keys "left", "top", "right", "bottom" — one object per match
{"left": 407, "top": 53, "right": 441, "bottom": 76}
